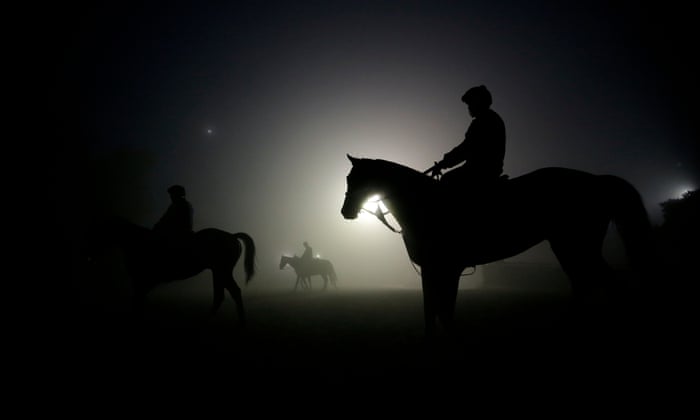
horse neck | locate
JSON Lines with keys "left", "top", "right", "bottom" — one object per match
{"left": 378, "top": 168, "right": 434, "bottom": 228}
{"left": 283, "top": 256, "right": 298, "bottom": 268}
{"left": 109, "top": 219, "right": 151, "bottom": 248}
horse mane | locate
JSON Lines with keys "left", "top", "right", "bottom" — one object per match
{"left": 367, "top": 158, "right": 424, "bottom": 176}
{"left": 358, "top": 158, "right": 437, "bottom": 189}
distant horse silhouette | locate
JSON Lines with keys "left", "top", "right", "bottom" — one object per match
{"left": 89, "top": 216, "right": 256, "bottom": 325}
{"left": 278, "top": 255, "right": 311, "bottom": 291}
{"left": 341, "top": 155, "right": 653, "bottom": 336}
{"left": 279, "top": 255, "right": 338, "bottom": 290}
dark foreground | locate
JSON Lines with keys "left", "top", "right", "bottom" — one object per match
{"left": 33, "top": 283, "right": 692, "bottom": 406}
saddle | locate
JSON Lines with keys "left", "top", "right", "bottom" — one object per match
{"left": 151, "top": 232, "right": 197, "bottom": 264}
{"left": 434, "top": 174, "right": 510, "bottom": 223}
{"left": 439, "top": 173, "right": 508, "bottom": 197}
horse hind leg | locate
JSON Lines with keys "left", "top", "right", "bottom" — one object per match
{"left": 420, "top": 267, "right": 440, "bottom": 338}
{"left": 434, "top": 269, "right": 460, "bottom": 333}
{"left": 550, "top": 237, "right": 615, "bottom": 303}
{"left": 214, "top": 269, "right": 246, "bottom": 326}
{"left": 550, "top": 239, "right": 622, "bottom": 334}
{"left": 211, "top": 271, "right": 226, "bottom": 315}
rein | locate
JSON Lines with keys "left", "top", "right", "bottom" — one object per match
{"left": 360, "top": 197, "right": 402, "bottom": 234}
{"left": 357, "top": 192, "right": 477, "bottom": 278}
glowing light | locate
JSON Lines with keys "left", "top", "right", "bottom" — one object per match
{"left": 673, "top": 185, "right": 694, "bottom": 199}
{"left": 361, "top": 194, "right": 386, "bottom": 214}
{"left": 358, "top": 194, "right": 392, "bottom": 226}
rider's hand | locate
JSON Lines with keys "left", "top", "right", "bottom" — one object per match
{"left": 428, "top": 161, "right": 443, "bottom": 178}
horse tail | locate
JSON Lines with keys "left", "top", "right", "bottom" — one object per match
{"left": 233, "top": 232, "right": 257, "bottom": 284}
{"left": 601, "top": 175, "right": 654, "bottom": 271}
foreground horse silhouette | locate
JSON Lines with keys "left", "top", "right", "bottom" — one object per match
{"left": 279, "top": 255, "right": 338, "bottom": 290}
{"left": 89, "top": 217, "right": 256, "bottom": 325}
{"left": 341, "top": 155, "right": 653, "bottom": 336}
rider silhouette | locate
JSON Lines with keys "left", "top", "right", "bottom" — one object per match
{"left": 301, "top": 241, "right": 313, "bottom": 262}
{"left": 153, "top": 184, "right": 194, "bottom": 249}
{"left": 428, "top": 85, "right": 506, "bottom": 194}
{"left": 300, "top": 241, "right": 314, "bottom": 278}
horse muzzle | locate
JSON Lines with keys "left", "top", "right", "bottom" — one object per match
{"left": 341, "top": 201, "right": 359, "bottom": 219}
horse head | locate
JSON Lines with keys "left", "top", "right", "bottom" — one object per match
{"left": 341, "top": 154, "right": 434, "bottom": 222}
{"left": 280, "top": 255, "right": 297, "bottom": 269}
{"left": 342, "top": 154, "right": 383, "bottom": 220}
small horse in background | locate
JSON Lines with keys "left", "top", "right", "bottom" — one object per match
{"left": 88, "top": 216, "right": 257, "bottom": 325}
{"left": 279, "top": 255, "right": 311, "bottom": 291}
{"left": 279, "top": 255, "right": 338, "bottom": 291}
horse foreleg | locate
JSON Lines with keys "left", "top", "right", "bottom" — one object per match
{"left": 436, "top": 273, "right": 460, "bottom": 333}
{"left": 421, "top": 270, "right": 439, "bottom": 338}
{"left": 422, "top": 266, "right": 461, "bottom": 337}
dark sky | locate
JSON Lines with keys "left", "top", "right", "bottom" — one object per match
{"left": 44, "top": 0, "right": 698, "bottom": 289}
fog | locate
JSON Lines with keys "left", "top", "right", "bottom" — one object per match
{"left": 48, "top": 0, "right": 695, "bottom": 305}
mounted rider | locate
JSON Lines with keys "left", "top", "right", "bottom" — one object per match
{"left": 427, "top": 85, "right": 507, "bottom": 195}
{"left": 153, "top": 184, "right": 195, "bottom": 257}
{"left": 300, "top": 241, "right": 313, "bottom": 271}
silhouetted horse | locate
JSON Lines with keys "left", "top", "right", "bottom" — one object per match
{"left": 341, "top": 155, "right": 653, "bottom": 336}
{"left": 278, "top": 255, "right": 311, "bottom": 291}
{"left": 88, "top": 216, "right": 256, "bottom": 325}
{"left": 279, "top": 255, "right": 338, "bottom": 290}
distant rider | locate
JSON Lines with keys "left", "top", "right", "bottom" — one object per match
{"left": 153, "top": 184, "right": 194, "bottom": 251}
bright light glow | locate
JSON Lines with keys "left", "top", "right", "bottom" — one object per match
{"left": 673, "top": 185, "right": 694, "bottom": 199}
{"left": 359, "top": 194, "right": 388, "bottom": 218}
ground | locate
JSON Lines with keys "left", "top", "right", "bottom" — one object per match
{"left": 27, "top": 273, "right": 693, "bottom": 409}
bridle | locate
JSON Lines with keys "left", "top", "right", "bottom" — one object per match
{"left": 345, "top": 189, "right": 402, "bottom": 234}
{"left": 346, "top": 180, "right": 476, "bottom": 278}
{"left": 360, "top": 197, "right": 402, "bottom": 234}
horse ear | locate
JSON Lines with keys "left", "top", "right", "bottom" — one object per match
{"left": 347, "top": 154, "right": 359, "bottom": 165}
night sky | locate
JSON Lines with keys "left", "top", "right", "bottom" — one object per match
{"left": 44, "top": 0, "right": 698, "bottom": 289}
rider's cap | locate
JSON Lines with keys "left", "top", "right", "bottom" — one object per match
{"left": 167, "top": 185, "right": 186, "bottom": 197}
{"left": 461, "top": 85, "right": 492, "bottom": 107}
